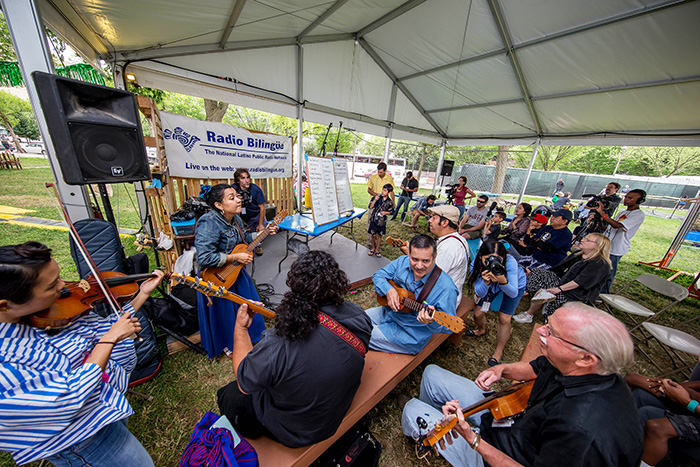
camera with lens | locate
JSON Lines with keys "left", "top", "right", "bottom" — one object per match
{"left": 484, "top": 255, "right": 507, "bottom": 276}
{"left": 445, "top": 184, "right": 458, "bottom": 203}
{"left": 584, "top": 194, "right": 611, "bottom": 215}
{"left": 238, "top": 189, "right": 253, "bottom": 206}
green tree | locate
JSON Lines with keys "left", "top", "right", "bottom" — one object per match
{"left": 162, "top": 93, "right": 205, "bottom": 120}
{"left": 0, "top": 91, "right": 36, "bottom": 150}
{"left": 567, "top": 146, "right": 618, "bottom": 174}
{"left": 12, "top": 111, "right": 39, "bottom": 139}
{"left": 0, "top": 12, "right": 17, "bottom": 61}
{"left": 627, "top": 146, "right": 700, "bottom": 177}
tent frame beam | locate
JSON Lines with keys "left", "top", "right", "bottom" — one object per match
{"left": 297, "top": 0, "right": 351, "bottom": 40}
{"left": 219, "top": 0, "right": 247, "bottom": 48}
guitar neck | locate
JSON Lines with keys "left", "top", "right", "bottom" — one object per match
{"left": 221, "top": 290, "right": 276, "bottom": 320}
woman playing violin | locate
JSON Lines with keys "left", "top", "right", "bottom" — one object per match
{"left": 0, "top": 241, "right": 163, "bottom": 466}
{"left": 195, "top": 184, "right": 275, "bottom": 357}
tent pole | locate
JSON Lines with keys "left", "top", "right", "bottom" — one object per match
{"left": 432, "top": 140, "right": 446, "bottom": 195}
{"left": 517, "top": 138, "right": 540, "bottom": 205}
{"left": 383, "top": 83, "right": 397, "bottom": 164}
{"left": 1, "top": 0, "right": 91, "bottom": 221}
{"left": 296, "top": 44, "right": 304, "bottom": 213}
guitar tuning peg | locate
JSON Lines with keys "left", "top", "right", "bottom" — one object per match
{"left": 417, "top": 417, "right": 428, "bottom": 430}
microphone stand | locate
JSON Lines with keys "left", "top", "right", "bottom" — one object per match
{"left": 319, "top": 122, "right": 333, "bottom": 157}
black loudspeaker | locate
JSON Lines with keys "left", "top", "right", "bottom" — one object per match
{"left": 32, "top": 71, "right": 150, "bottom": 185}
{"left": 440, "top": 160, "right": 454, "bottom": 177}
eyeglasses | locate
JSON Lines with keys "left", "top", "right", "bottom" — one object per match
{"left": 477, "top": 199, "right": 487, "bottom": 204}
{"left": 543, "top": 324, "right": 601, "bottom": 361}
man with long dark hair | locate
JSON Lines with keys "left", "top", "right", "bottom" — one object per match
{"left": 217, "top": 251, "right": 371, "bottom": 447}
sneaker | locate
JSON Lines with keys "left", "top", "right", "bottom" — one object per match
{"left": 513, "top": 312, "right": 533, "bottom": 324}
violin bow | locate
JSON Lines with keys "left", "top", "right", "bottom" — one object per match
{"left": 46, "top": 183, "right": 140, "bottom": 339}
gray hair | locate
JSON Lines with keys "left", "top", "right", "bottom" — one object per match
{"left": 559, "top": 302, "right": 634, "bottom": 375}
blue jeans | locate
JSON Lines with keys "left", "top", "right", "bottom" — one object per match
{"left": 46, "top": 419, "right": 153, "bottom": 467}
{"left": 364, "top": 306, "right": 414, "bottom": 354}
{"left": 391, "top": 195, "right": 412, "bottom": 220}
{"left": 456, "top": 204, "right": 465, "bottom": 219}
{"left": 602, "top": 254, "right": 622, "bottom": 294}
{"left": 402, "top": 365, "right": 487, "bottom": 467}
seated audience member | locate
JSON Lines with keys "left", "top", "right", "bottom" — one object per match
{"left": 514, "top": 213, "right": 547, "bottom": 255}
{"left": 552, "top": 191, "right": 571, "bottom": 210}
{"left": 514, "top": 233, "right": 611, "bottom": 324}
{"left": 0, "top": 241, "right": 164, "bottom": 466}
{"left": 501, "top": 202, "right": 532, "bottom": 246}
{"left": 626, "top": 366, "right": 700, "bottom": 467}
{"left": 400, "top": 303, "right": 643, "bottom": 467}
{"left": 400, "top": 205, "right": 469, "bottom": 302}
{"left": 520, "top": 209, "right": 573, "bottom": 269}
{"left": 465, "top": 241, "right": 526, "bottom": 367}
{"left": 217, "top": 251, "right": 371, "bottom": 448}
{"left": 366, "top": 234, "right": 458, "bottom": 354}
{"left": 482, "top": 211, "right": 506, "bottom": 243}
{"left": 405, "top": 194, "right": 437, "bottom": 229}
{"left": 459, "top": 194, "right": 489, "bottom": 239}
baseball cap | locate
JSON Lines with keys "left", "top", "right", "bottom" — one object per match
{"left": 428, "top": 205, "right": 460, "bottom": 225}
{"left": 531, "top": 214, "right": 548, "bottom": 225}
{"left": 552, "top": 209, "right": 573, "bottom": 221}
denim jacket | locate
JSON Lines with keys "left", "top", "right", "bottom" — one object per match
{"left": 195, "top": 210, "right": 253, "bottom": 268}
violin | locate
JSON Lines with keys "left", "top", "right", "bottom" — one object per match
{"left": 27, "top": 272, "right": 158, "bottom": 330}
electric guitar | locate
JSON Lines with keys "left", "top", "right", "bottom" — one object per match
{"left": 200, "top": 209, "right": 288, "bottom": 289}
{"left": 385, "top": 236, "right": 408, "bottom": 248}
{"left": 170, "top": 273, "right": 275, "bottom": 319}
{"left": 419, "top": 380, "right": 534, "bottom": 451}
{"left": 375, "top": 280, "right": 465, "bottom": 334}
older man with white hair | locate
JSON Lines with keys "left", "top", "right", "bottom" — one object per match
{"left": 400, "top": 303, "right": 643, "bottom": 467}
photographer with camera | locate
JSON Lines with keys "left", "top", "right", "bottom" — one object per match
{"left": 465, "top": 240, "right": 527, "bottom": 367}
{"left": 574, "top": 183, "right": 622, "bottom": 243}
{"left": 232, "top": 169, "right": 267, "bottom": 255}
{"left": 597, "top": 189, "right": 647, "bottom": 294}
{"left": 514, "top": 233, "right": 611, "bottom": 324}
{"left": 390, "top": 171, "right": 419, "bottom": 221}
{"left": 451, "top": 176, "right": 476, "bottom": 219}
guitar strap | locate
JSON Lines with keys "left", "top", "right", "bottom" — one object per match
{"left": 231, "top": 216, "right": 249, "bottom": 245}
{"left": 317, "top": 311, "right": 367, "bottom": 356}
{"left": 415, "top": 265, "right": 442, "bottom": 305}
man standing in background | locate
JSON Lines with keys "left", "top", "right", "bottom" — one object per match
{"left": 233, "top": 168, "right": 267, "bottom": 256}
{"left": 391, "top": 171, "right": 419, "bottom": 222}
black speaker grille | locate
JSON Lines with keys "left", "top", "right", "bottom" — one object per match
{"left": 68, "top": 123, "right": 149, "bottom": 183}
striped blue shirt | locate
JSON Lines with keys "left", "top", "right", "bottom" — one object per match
{"left": 0, "top": 305, "right": 137, "bottom": 464}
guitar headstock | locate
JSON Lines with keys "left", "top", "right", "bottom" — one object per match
{"left": 386, "top": 236, "right": 407, "bottom": 248}
{"left": 170, "top": 273, "right": 227, "bottom": 298}
{"left": 271, "top": 209, "right": 289, "bottom": 226}
{"left": 431, "top": 311, "right": 466, "bottom": 334}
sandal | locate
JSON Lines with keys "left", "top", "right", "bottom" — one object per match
{"left": 375, "top": 252, "right": 382, "bottom": 258}
{"left": 464, "top": 329, "right": 487, "bottom": 338}
{"left": 487, "top": 357, "right": 502, "bottom": 367}
{"left": 367, "top": 250, "right": 375, "bottom": 256}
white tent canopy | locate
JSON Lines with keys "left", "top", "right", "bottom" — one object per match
{"left": 37, "top": 0, "right": 700, "bottom": 147}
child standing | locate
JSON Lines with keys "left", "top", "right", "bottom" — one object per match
{"left": 368, "top": 184, "right": 395, "bottom": 257}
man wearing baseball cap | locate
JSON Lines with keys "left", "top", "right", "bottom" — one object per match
{"left": 524, "top": 209, "right": 573, "bottom": 269}
{"left": 400, "top": 205, "right": 469, "bottom": 302}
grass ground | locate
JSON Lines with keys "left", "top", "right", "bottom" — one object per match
{"left": 1, "top": 160, "right": 699, "bottom": 466}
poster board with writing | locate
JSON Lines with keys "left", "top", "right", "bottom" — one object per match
{"left": 333, "top": 157, "right": 354, "bottom": 215}
{"left": 306, "top": 156, "right": 340, "bottom": 225}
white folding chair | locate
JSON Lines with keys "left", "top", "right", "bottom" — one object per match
{"left": 640, "top": 322, "right": 700, "bottom": 377}
{"left": 599, "top": 273, "right": 689, "bottom": 333}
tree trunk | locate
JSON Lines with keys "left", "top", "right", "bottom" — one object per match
{"left": 417, "top": 143, "right": 428, "bottom": 186}
{"left": 491, "top": 145, "right": 509, "bottom": 194}
{"left": 0, "top": 111, "right": 24, "bottom": 153}
{"left": 204, "top": 99, "right": 229, "bottom": 122}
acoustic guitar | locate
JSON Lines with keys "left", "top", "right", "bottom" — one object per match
{"left": 375, "top": 280, "right": 465, "bottom": 334}
{"left": 170, "top": 273, "right": 275, "bottom": 319}
{"left": 200, "top": 209, "right": 288, "bottom": 289}
{"left": 419, "top": 380, "right": 534, "bottom": 451}
{"left": 385, "top": 236, "right": 408, "bottom": 248}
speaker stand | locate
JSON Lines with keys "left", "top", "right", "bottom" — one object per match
{"left": 98, "top": 184, "right": 117, "bottom": 227}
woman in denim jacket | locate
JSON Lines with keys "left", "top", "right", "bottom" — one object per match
{"left": 195, "top": 184, "right": 268, "bottom": 357}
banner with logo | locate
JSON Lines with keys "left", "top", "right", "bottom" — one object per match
{"left": 160, "top": 112, "right": 292, "bottom": 179}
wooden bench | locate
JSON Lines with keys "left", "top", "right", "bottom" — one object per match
{"left": 246, "top": 296, "right": 474, "bottom": 467}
